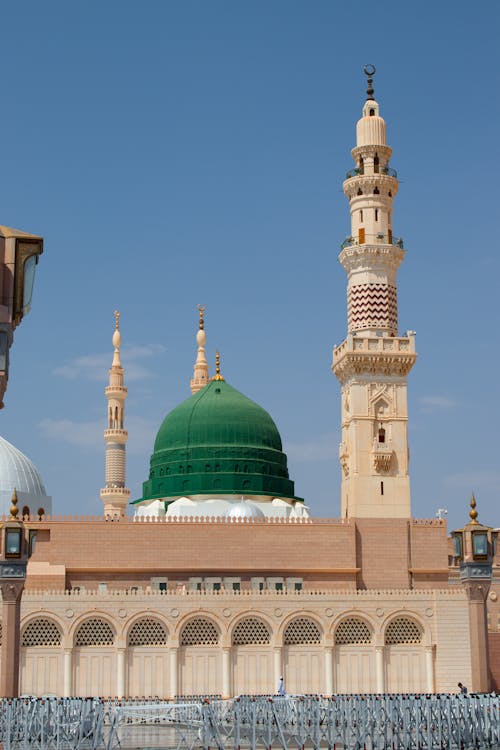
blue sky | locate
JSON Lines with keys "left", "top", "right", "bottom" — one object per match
{"left": 1, "top": 1, "right": 499, "bottom": 531}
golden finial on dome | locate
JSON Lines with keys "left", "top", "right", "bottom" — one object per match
{"left": 197, "top": 304, "right": 206, "bottom": 331}
{"left": 114, "top": 310, "right": 120, "bottom": 330}
{"left": 10, "top": 488, "right": 19, "bottom": 519}
{"left": 469, "top": 493, "right": 479, "bottom": 524}
{"left": 212, "top": 350, "right": 225, "bottom": 381}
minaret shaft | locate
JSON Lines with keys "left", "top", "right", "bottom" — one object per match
{"left": 100, "top": 311, "right": 130, "bottom": 517}
{"left": 333, "top": 72, "right": 416, "bottom": 519}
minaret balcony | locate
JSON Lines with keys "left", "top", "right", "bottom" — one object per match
{"left": 345, "top": 165, "right": 397, "bottom": 180}
{"left": 371, "top": 439, "right": 394, "bottom": 473}
{"left": 341, "top": 234, "right": 404, "bottom": 251}
{"left": 333, "top": 333, "right": 417, "bottom": 384}
{"left": 104, "top": 428, "right": 128, "bottom": 442}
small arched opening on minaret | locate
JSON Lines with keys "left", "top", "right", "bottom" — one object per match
{"left": 373, "top": 187, "right": 380, "bottom": 195}
{"left": 357, "top": 188, "right": 363, "bottom": 196}
{"left": 369, "top": 107, "right": 375, "bottom": 117}
{"left": 375, "top": 209, "right": 379, "bottom": 222}
{"left": 358, "top": 156, "right": 364, "bottom": 172}
{"left": 374, "top": 154, "right": 379, "bottom": 172}
{"left": 360, "top": 210, "right": 363, "bottom": 222}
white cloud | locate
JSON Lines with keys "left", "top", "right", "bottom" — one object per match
{"left": 285, "top": 433, "right": 337, "bottom": 463}
{"left": 53, "top": 344, "right": 166, "bottom": 382}
{"left": 419, "top": 395, "right": 456, "bottom": 411}
{"left": 39, "top": 418, "right": 102, "bottom": 448}
{"left": 39, "top": 415, "right": 158, "bottom": 455}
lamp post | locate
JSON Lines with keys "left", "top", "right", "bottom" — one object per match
{"left": 0, "top": 226, "right": 43, "bottom": 408}
{"left": 452, "top": 494, "right": 494, "bottom": 692}
{"left": 0, "top": 489, "right": 27, "bottom": 697}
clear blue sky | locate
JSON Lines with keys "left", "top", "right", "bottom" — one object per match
{"left": 1, "top": 1, "right": 498, "bottom": 531}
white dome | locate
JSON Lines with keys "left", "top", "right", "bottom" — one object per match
{"left": 0, "top": 435, "right": 47, "bottom": 497}
{"left": 226, "top": 500, "right": 266, "bottom": 521}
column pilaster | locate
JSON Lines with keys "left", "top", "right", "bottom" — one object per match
{"left": 63, "top": 648, "right": 73, "bottom": 697}
{"left": 222, "top": 647, "right": 231, "bottom": 698}
{"left": 116, "top": 647, "right": 126, "bottom": 698}
{"left": 170, "top": 647, "right": 178, "bottom": 698}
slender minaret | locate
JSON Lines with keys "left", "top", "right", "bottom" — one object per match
{"left": 332, "top": 66, "right": 417, "bottom": 518}
{"left": 190, "top": 304, "right": 210, "bottom": 393}
{"left": 100, "top": 311, "right": 130, "bottom": 517}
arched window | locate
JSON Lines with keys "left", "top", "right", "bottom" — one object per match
{"left": 232, "top": 618, "right": 270, "bottom": 645}
{"left": 357, "top": 188, "right": 363, "bottom": 196}
{"left": 369, "top": 108, "right": 375, "bottom": 117}
{"left": 22, "top": 618, "right": 62, "bottom": 647}
{"left": 74, "top": 618, "right": 115, "bottom": 646}
{"left": 335, "top": 617, "right": 372, "bottom": 644}
{"left": 378, "top": 427, "right": 386, "bottom": 444}
{"left": 128, "top": 618, "right": 168, "bottom": 646}
{"left": 283, "top": 617, "right": 321, "bottom": 645}
{"left": 374, "top": 154, "right": 379, "bottom": 172}
{"left": 385, "top": 617, "right": 422, "bottom": 645}
{"left": 374, "top": 186, "right": 380, "bottom": 195}
{"left": 359, "top": 209, "right": 363, "bottom": 222}
{"left": 180, "top": 618, "right": 219, "bottom": 646}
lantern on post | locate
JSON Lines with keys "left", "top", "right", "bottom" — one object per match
{"left": 0, "top": 488, "right": 28, "bottom": 697}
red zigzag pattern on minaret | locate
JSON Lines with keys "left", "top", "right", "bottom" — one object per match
{"left": 348, "top": 283, "right": 398, "bottom": 331}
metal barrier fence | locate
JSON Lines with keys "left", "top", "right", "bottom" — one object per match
{"left": 1, "top": 693, "right": 500, "bottom": 750}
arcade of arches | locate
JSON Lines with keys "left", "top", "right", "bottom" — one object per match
{"left": 14, "top": 611, "right": 437, "bottom": 697}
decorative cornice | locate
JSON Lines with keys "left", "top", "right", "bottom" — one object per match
{"left": 333, "top": 351, "right": 417, "bottom": 384}
{"left": 339, "top": 244, "right": 405, "bottom": 273}
{"left": 351, "top": 144, "right": 392, "bottom": 161}
{"left": 343, "top": 174, "right": 399, "bottom": 199}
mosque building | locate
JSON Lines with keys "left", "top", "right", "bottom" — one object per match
{"left": 1, "top": 68, "right": 499, "bottom": 698}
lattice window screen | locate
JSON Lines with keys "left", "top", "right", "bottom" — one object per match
{"left": 22, "top": 618, "right": 62, "bottom": 647}
{"left": 284, "top": 617, "right": 321, "bottom": 645}
{"left": 128, "top": 618, "right": 168, "bottom": 646}
{"left": 180, "top": 618, "right": 219, "bottom": 646}
{"left": 232, "top": 618, "right": 270, "bottom": 645}
{"left": 335, "top": 618, "right": 372, "bottom": 644}
{"left": 385, "top": 617, "right": 422, "bottom": 645}
{"left": 74, "top": 618, "right": 115, "bottom": 646}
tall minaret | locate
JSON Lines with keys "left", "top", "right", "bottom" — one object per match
{"left": 190, "top": 304, "right": 210, "bottom": 393}
{"left": 332, "top": 66, "right": 417, "bottom": 519}
{"left": 100, "top": 311, "right": 130, "bottom": 517}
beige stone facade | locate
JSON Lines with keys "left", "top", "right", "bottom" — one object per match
{"left": 15, "top": 585, "right": 470, "bottom": 698}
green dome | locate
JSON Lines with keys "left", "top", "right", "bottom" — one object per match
{"left": 136, "top": 379, "right": 298, "bottom": 503}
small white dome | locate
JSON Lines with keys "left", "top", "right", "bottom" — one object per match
{"left": 226, "top": 500, "right": 266, "bottom": 520}
{"left": 0, "top": 435, "right": 47, "bottom": 497}
{"left": 0, "top": 435, "right": 51, "bottom": 518}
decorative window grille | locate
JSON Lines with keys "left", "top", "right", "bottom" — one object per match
{"left": 128, "top": 618, "right": 168, "bottom": 646}
{"left": 180, "top": 618, "right": 219, "bottom": 646}
{"left": 385, "top": 617, "right": 422, "bottom": 645}
{"left": 21, "top": 618, "right": 62, "bottom": 647}
{"left": 335, "top": 618, "right": 372, "bottom": 645}
{"left": 74, "top": 618, "right": 115, "bottom": 646}
{"left": 232, "top": 618, "right": 271, "bottom": 645}
{"left": 283, "top": 617, "right": 321, "bottom": 645}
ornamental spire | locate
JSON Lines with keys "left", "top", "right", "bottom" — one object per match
{"left": 190, "top": 305, "right": 210, "bottom": 394}
{"left": 100, "top": 311, "right": 130, "bottom": 518}
{"left": 364, "top": 64, "right": 376, "bottom": 100}
{"left": 469, "top": 493, "right": 479, "bottom": 524}
{"left": 212, "top": 350, "right": 225, "bottom": 381}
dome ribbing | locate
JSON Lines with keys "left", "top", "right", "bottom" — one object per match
{"left": 137, "top": 380, "right": 298, "bottom": 503}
